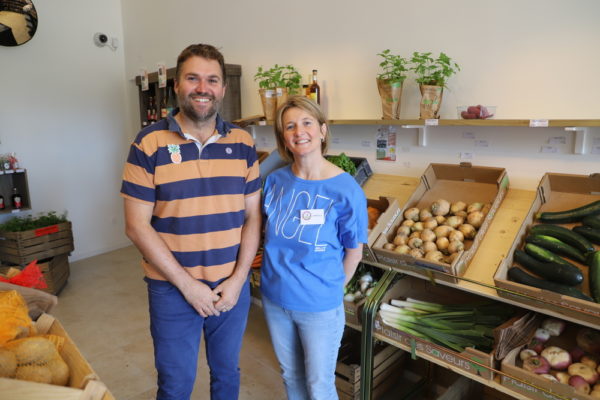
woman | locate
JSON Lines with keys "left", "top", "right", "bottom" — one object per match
{"left": 260, "top": 96, "right": 368, "bottom": 400}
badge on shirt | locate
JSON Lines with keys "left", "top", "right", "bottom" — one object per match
{"left": 167, "top": 144, "right": 182, "bottom": 164}
{"left": 299, "top": 209, "right": 325, "bottom": 225}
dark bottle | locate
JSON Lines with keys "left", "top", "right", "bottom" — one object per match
{"left": 146, "top": 96, "right": 154, "bottom": 124}
{"left": 166, "top": 86, "right": 176, "bottom": 114}
{"left": 160, "top": 87, "right": 168, "bottom": 119}
{"left": 308, "top": 69, "right": 320, "bottom": 104}
{"left": 11, "top": 188, "right": 22, "bottom": 209}
{"left": 0, "top": 195, "right": 5, "bottom": 210}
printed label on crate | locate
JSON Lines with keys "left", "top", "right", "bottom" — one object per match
{"left": 34, "top": 224, "right": 60, "bottom": 237}
{"left": 374, "top": 319, "right": 488, "bottom": 377}
{"left": 501, "top": 376, "right": 563, "bottom": 400}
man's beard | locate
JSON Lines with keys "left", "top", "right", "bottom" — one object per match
{"left": 179, "top": 92, "right": 220, "bottom": 123}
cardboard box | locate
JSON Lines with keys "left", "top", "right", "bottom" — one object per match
{"left": 373, "top": 276, "right": 503, "bottom": 381}
{"left": 372, "top": 163, "right": 509, "bottom": 284}
{"left": 501, "top": 345, "right": 596, "bottom": 400}
{"left": 343, "top": 297, "right": 366, "bottom": 327}
{"left": 362, "top": 196, "right": 401, "bottom": 263}
{"left": 493, "top": 172, "right": 600, "bottom": 326}
{"left": 335, "top": 327, "right": 405, "bottom": 400}
{"left": 0, "top": 313, "right": 115, "bottom": 400}
{"left": 0, "top": 222, "right": 74, "bottom": 265}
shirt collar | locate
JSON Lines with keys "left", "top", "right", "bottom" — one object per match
{"left": 167, "top": 108, "right": 234, "bottom": 139}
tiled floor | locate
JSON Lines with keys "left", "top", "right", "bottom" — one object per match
{"left": 51, "top": 245, "right": 286, "bottom": 400}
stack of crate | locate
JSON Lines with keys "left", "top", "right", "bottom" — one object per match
{"left": 0, "top": 221, "right": 74, "bottom": 294}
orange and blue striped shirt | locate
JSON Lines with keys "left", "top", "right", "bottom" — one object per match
{"left": 121, "top": 111, "right": 261, "bottom": 283}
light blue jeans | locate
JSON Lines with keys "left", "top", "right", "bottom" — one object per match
{"left": 262, "top": 295, "right": 345, "bottom": 400}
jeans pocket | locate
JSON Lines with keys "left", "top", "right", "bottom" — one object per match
{"left": 145, "top": 277, "right": 176, "bottom": 296}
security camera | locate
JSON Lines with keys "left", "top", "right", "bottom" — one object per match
{"left": 93, "top": 33, "right": 109, "bottom": 47}
{"left": 93, "top": 32, "right": 118, "bottom": 50}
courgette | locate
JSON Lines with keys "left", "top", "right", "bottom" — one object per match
{"left": 513, "top": 249, "right": 583, "bottom": 286}
{"left": 530, "top": 224, "right": 595, "bottom": 253}
{"left": 525, "top": 234, "right": 586, "bottom": 263}
{"left": 589, "top": 251, "right": 600, "bottom": 303}
{"left": 535, "top": 200, "right": 600, "bottom": 223}
{"left": 572, "top": 226, "right": 600, "bottom": 246}
{"left": 524, "top": 243, "right": 574, "bottom": 266}
{"left": 583, "top": 214, "right": 600, "bottom": 230}
{"left": 507, "top": 266, "right": 593, "bottom": 302}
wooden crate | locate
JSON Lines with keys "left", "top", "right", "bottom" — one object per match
{"left": 38, "top": 254, "right": 70, "bottom": 295}
{"left": 0, "top": 222, "right": 74, "bottom": 265}
{"left": 336, "top": 329, "right": 406, "bottom": 400}
{"left": 1, "top": 254, "right": 70, "bottom": 295}
{"left": 0, "top": 313, "right": 115, "bottom": 400}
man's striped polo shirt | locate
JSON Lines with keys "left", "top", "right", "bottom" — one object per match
{"left": 120, "top": 110, "right": 261, "bottom": 283}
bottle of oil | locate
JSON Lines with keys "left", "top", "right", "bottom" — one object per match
{"left": 308, "top": 69, "right": 320, "bottom": 104}
{"left": 11, "top": 188, "right": 22, "bottom": 209}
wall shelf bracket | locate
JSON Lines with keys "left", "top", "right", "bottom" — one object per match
{"left": 402, "top": 125, "right": 427, "bottom": 147}
{"left": 565, "top": 126, "right": 587, "bottom": 154}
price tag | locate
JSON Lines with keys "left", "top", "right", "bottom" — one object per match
{"left": 157, "top": 62, "right": 167, "bottom": 88}
{"left": 530, "top": 119, "right": 549, "bottom": 127}
{"left": 549, "top": 136, "right": 566, "bottom": 145}
{"left": 264, "top": 90, "right": 275, "bottom": 98}
{"left": 361, "top": 140, "right": 372, "bottom": 148}
{"left": 462, "top": 132, "right": 475, "bottom": 139}
{"left": 140, "top": 68, "right": 149, "bottom": 91}
{"left": 460, "top": 152, "right": 473, "bottom": 160}
{"left": 474, "top": 140, "right": 489, "bottom": 148}
{"left": 541, "top": 145, "right": 558, "bottom": 153}
{"left": 425, "top": 119, "right": 439, "bottom": 126}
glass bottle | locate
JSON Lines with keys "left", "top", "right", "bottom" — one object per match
{"left": 11, "top": 188, "right": 22, "bottom": 209}
{"left": 308, "top": 69, "right": 320, "bottom": 104}
{"left": 160, "top": 87, "right": 168, "bottom": 119}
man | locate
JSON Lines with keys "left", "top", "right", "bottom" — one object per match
{"left": 121, "top": 44, "right": 261, "bottom": 400}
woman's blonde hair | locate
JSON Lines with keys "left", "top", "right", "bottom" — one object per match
{"left": 273, "top": 96, "right": 330, "bottom": 163}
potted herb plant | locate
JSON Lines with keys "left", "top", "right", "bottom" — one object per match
{"left": 254, "top": 64, "right": 302, "bottom": 121}
{"left": 376, "top": 49, "right": 409, "bottom": 120}
{"left": 410, "top": 52, "right": 460, "bottom": 119}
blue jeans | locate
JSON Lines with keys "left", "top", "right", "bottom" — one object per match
{"left": 262, "top": 295, "right": 345, "bottom": 400}
{"left": 145, "top": 277, "right": 250, "bottom": 400}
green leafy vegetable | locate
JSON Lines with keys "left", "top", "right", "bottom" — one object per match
{"left": 0, "top": 211, "right": 68, "bottom": 232}
{"left": 326, "top": 153, "right": 356, "bottom": 175}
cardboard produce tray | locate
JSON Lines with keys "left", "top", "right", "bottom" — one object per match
{"left": 0, "top": 313, "right": 115, "bottom": 400}
{"left": 501, "top": 340, "right": 597, "bottom": 400}
{"left": 493, "top": 172, "right": 600, "bottom": 326}
{"left": 363, "top": 196, "right": 401, "bottom": 263}
{"left": 0, "top": 221, "right": 74, "bottom": 265}
{"left": 373, "top": 276, "right": 507, "bottom": 381}
{"left": 372, "top": 163, "right": 509, "bottom": 284}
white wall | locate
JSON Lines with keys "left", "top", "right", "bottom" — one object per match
{"left": 121, "top": 0, "right": 600, "bottom": 120}
{"left": 0, "top": 0, "right": 131, "bottom": 261}
{"left": 120, "top": 0, "right": 600, "bottom": 191}
{"left": 1, "top": 1, "right": 599, "bottom": 264}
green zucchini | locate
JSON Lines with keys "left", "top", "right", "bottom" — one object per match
{"left": 583, "top": 214, "right": 600, "bottom": 230}
{"left": 513, "top": 249, "right": 583, "bottom": 286}
{"left": 525, "top": 234, "right": 586, "bottom": 263}
{"left": 507, "top": 266, "right": 593, "bottom": 301}
{"left": 535, "top": 200, "right": 600, "bottom": 223}
{"left": 524, "top": 243, "right": 574, "bottom": 266}
{"left": 530, "top": 224, "right": 595, "bottom": 253}
{"left": 589, "top": 251, "right": 600, "bottom": 303}
{"left": 572, "top": 226, "right": 600, "bottom": 245}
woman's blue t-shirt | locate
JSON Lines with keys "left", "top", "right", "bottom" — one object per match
{"left": 260, "top": 165, "right": 368, "bottom": 312}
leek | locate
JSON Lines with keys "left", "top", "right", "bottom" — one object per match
{"left": 378, "top": 297, "right": 513, "bottom": 353}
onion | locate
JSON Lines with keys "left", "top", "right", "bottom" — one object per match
{"left": 467, "top": 202, "right": 484, "bottom": 213}
{"left": 419, "top": 209, "right": 433, "bottom": 221}
{"left": 450, "top": 201, "right": 467, "bottom": 214}
{"left": 383, "top": 243, "right": 395, "bottom": 251}
{"left": 431, "top": 199, "right": 450, "bottom": 216}
{"left": 403, "top": 207, "right": 420, "bottom": 222}
{"left": 448, "top": 230, "right": 464, "bottom": 242}
{"left": 420, "top": 229, "right": 436, "bottom": 243}
{"left": 393, "top": 245, "right": 410, "bottom": 254}
{"left": 457, "top": 224, "right": 477, "bottom": 240}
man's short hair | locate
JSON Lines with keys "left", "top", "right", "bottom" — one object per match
{"left": 175, "top": 44, "right": 226, "bottom": 84}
